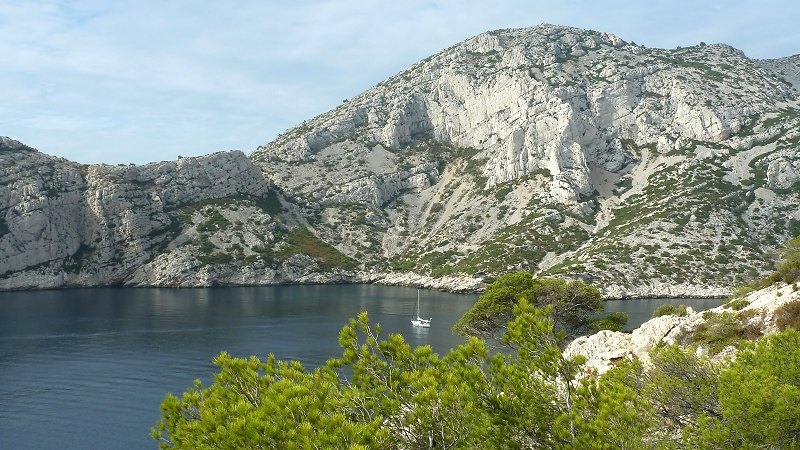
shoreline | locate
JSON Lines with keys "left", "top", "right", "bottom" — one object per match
{"left": 0, "top": 271, "right": 732, "bottom": 300}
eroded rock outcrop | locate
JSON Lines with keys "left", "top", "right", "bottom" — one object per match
{"left": 365, "top": 271, "right": 484, "bottom": 293}
{"left": 565, "top": 282, "right": 800, "bottom": 374}
{"left": 0, "top": 140, "right": 284, "bottom": 289}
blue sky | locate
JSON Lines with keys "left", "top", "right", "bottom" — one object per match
{"left": 1, "top": 0, "right": 798, "bottom": 164}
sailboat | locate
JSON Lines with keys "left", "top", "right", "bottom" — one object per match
{"left": 411, "top": 289, "right": 431, "bottom": 328}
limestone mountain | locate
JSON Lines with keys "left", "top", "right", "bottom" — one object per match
{"left": 2, "top": 24, "right": 799, "bottom": 295}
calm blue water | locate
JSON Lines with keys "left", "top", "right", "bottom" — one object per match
{"left": 604, "top": 297, "right": 725, "bottom": 331}
{"left": 0, "top": 285, "right": 724, "bottom": 449}
{"left": 0, "top": 285, "right": 477, "bottom": 449}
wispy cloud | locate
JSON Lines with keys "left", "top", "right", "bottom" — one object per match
{"left": 0, "top": 0, "right": 797, "bottom": 164}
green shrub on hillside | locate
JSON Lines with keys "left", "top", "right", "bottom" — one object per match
{"left": 725, "top": 298, "right": 750, "bottom": 311}
{"left": 196, "top": 210, "right": 231, "bottom": 232}
{"left": 733, "top": 236, "right": 800, "bottom": 297}
{"left": 691, "top": 312, "right": 762, "bottom": 353}
{"left": 690, "top": 329, "right": 800, "bottom": 449}
{"left": 776, "top": 236, "right": 800, "bottom": 283}
{"left": 254, "top": 190, "right": 284, "bottom": 215}
{"left": 197, "top": 252, "right": 234, "bottom": 265}
{"left": 775, "top": 301, "right": 800, "bottom": 331}
{"left": 652, "top": 303, "right": 688, "bottom": 318}
{"left": 277, "top": 227, "right": 355, "bottom": 271}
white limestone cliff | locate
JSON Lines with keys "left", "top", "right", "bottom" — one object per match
{"left": 0, "top": 140, "right": 280, "bottom": 289}
{"left": 2, "top": 25, "right": 800, "bottom": 294}
{"left": 254, "top": 25, "right": 793, "bottom": 202}
{"left": 248, "top": 24, "right": 800, "bottom": 294}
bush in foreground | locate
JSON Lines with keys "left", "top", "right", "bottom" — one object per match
{"left": 154, "top": 308, "right": 800, "bottom": 449}
{"left": 775, "top": 300, "right": 800, "bottom": 331}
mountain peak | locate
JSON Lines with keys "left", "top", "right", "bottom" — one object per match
{"left": 2, "top": 26, "right": 799, "bottom": 295}
{"left": 247, "top": 24, "right": 799, "bottom": 292}
{"left": 0, "top": 137, "right": 36, "bottom": 153}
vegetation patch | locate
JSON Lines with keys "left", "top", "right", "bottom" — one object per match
{"left": 725, "top": 298, "right": 750, "bottom": 311}
{"left": 421, "top": 210, "right": 591, "bottom": 278}
{"left": 178, "top": 194, "right": 283, "bottom": 226}
{"left": 277, "top": 227, "right": 355, "bottom": 271}
{"left": 197, "top": 252, "right": 234, "bottom": 265}
{"left": 249, "top": 245, "right": 275, "bottom": 266}
{"left": 775, "top": 236, "right": 800, "bottom": 283}
{"left": 690, "top": 312, "right": 762, "bottom": 353}
{"left": 591, "top": 311, "right": 629, "bottom": 332}
{"left": 62, "top": 244, "right": 95, "bottom": 273}
{"left": 775, "top": 301, "right": 800, "bottom": 331}
{"left": 493, "top": 184, "right": 514, "bottom": 201}
{"left": 148, "top": 218, "right": 183, "bottom": 255}
{"left": 197, "top": 235, "right": 216, "bottom": 254}
{"left": 196, "top": 210, "right": 231, "bottom": 233}
{"left": 252, "top": 190, "right": 284, "bottom": 216}
{"left": 455, "top": 146, "right": 488, "bottom": 187}
{"left": 735, "top": 236, "right": 800, "bottom": 296}
{"left": 652, "top": 303, "right": 688, "bottom": 318}
{"left": 387, "top": 257, "right": 416, "bottom": 272}
{"left": 613, "top": 177, "right": 633, "bottom": 194}
{"left": 452, "top": 272, "right": 613, "bottom": 340}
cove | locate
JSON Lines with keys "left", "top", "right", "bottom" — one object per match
{"left": 0, "top": 285, "right": 723, "bottom": 449}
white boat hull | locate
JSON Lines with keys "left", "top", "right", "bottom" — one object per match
{"left": 411, "top": 317, "right": 431, "bottom": 328}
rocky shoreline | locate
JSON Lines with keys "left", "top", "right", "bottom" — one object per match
{"left": 566, "top": 281, "right": 797, "bottom": 374}
{"left": 0, "top": 267, "right": 729, "bottom": 300}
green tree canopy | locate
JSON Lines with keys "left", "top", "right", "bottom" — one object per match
{"left": 151, "top": 352, "right": 388, "bottom": 449}
{"left": 153, "top": 308, "right": 800, "bottom": 449}
{"left": 685, "top": 328, "right": 800, "bottom": 448}
{"left": 452, "top": 273, "right": 611, "bottom": 341}
{"left": 154, "top": 302, "right": 645, "bottom": 449}
{"left": 596, "top": 330, "right": 800, "bottom": 449}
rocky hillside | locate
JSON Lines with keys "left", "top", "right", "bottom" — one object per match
{"left": 566, "top": 280, "right": 800, "bottom": 374}
{"left": 0, "top": 137, "right": 329, "bottom": 289}
{"left": 252, "top": 24, "right": 800, "bottom": 296}
{"left": 2, "top": 24, "right": 800, "bottom": 294}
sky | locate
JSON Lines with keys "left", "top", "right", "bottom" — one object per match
{"left": 1, "top": 0, "right": 799, "bottom": 165}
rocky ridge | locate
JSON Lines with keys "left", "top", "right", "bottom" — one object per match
{"left": 250, "top": 24, "right": 800, "bottom": 295}
{"left": 2, "top": 24, "right": 800, "bottom": 294}
{"left": 565, "top": 281, "right": 800, "bottom": 374}
{"left": 0, "top": 138, "right": 312, "bottom": 289}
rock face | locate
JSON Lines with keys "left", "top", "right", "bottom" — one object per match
{"left": 565, "top": 282, "right": 800, "bottom": 374}
{"left": 249, "top": 25, "right": 800, "bottom": 295}
{"left": 2, "top": 24, "right": 800, "bottom": 293}
{"left": 0, "top": 139, "right": 307, "bottom": 289}
{"left": 257, "top": 28, "right": 788, "bottom": 197}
